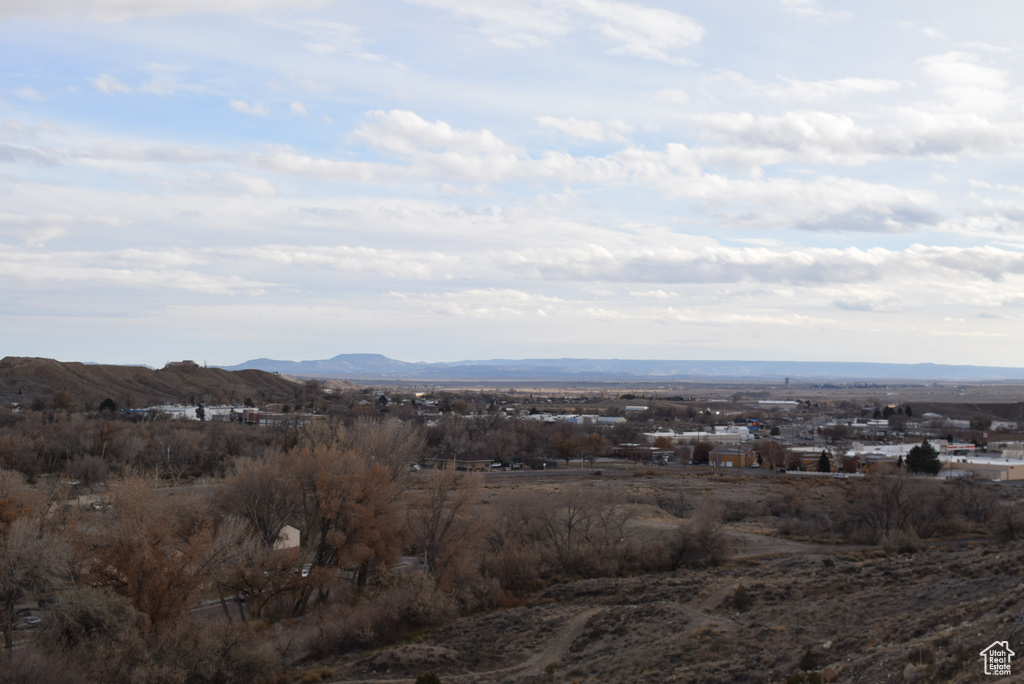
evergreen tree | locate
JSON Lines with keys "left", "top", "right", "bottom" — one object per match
{"left": 817, "top": 451, "right": 831, "bottom": 473}
{"left": 906, "top": 439, "right": 941, "bottom": 475}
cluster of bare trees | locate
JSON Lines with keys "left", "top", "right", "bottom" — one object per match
{"left": 767, "top": 467, "right": 1005, "bottom": 547}
{"left": 0, "top": 404, "right": 634, "bottom": 485}
{"left": 1, "top": 415, "right": 735, "bottom": 683}
{"left": 0, "top": 410, "right": 277, "bottom": 482}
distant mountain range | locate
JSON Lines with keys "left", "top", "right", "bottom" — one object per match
{"left": 220, "top": 354, "right": 1024, "bottom": 382}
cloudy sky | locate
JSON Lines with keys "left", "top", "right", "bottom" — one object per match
{"left": 3, "top": 1, "right": 1024, "bottom": 368}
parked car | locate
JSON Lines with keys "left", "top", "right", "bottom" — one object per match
{"left": 13, "top": 617, "right": 40, "bottom": 631}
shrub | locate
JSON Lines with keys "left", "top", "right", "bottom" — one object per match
{"left": 415, "top": 674, "right": 442, "bottom": 684}
{"left": 991, "top": 505, "right": 1024, "bottom": 542}
{"left": 881, "top": 529, "right": 920, "bottom": 554}
{"left": 800, "top": 648, "right": 817, "bottom": 671}
{"left": 722, "top": 499, "right": 766, "bottom": 522}
{"left": 0, "top": 646, "right": 83, "bottom": 684}
{"left": 730, "top": 585, "right": 752, "bottom": 612}
{"left": 657, "top": 490, "right": 690, "bottom": 518}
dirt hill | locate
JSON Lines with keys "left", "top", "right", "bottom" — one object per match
{"left": 0, "top": 356, "right": 303, "bottom": 409}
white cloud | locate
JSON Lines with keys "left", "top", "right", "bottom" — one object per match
{"left": 247, "top": 151, "right": 393, "bottom": 182}
{"left": 91, "top": 73, "right": 132, "bottom": 94}
{"left": 0, "top": 143, "right": 58, "bottom": 165}
{"left": 138, "top": 63, "right": 204, "bottom": 96}
{"left": 654, "top": 88, "right": 689, "bottom": 104}
{"left": 290, "top": 102, "right": 308, "bottom": 116}
{"left": 356, "top": 109, "right": 519, "bottom": 156}
{"left": 0, "top": 0, "right": 325, "bottom": 22}
{"left": 537, "top": 115, "right": 632, "bottom": 142}
{"left": 271, "top": 17, "right": 382, "bottom": 60}
{"left": 15, "top": 87, "right": 45, "bottom": 102}
{"left": 407, "top": 0, "right": 702, "bottom": 61}
{"left": 231, "top": 244, "right": 456, "bottom": 280}
{"left": 768, "top": 77, "right": 901, "bottom": 102}
{"left": 569, "top": 0, "right": 703, "bottom": 62}
{"left": 0, "top": 254, "right": 274, "bottom": 295}
{"left": 229, "top": 100, "right": 270, "bottom": 117}
{"left": 919, "top": 51, "right": 1009, "bottom": 113}
{"left": 692, "top": 111, "right": 879, "bottom": 164}
{"left": 780, "top": 0, "right": 851, "bottom": 21}
{"left": 691, "top": 108, "right": 1024, "bottom": 166}
{"left": 222, "top": 172, "right": 278, "bottom": 197}
{"left": 407, "top": 0, "right": 570, "bottom": 49}
{"left": 898, "top": 20, "right": 945, "bottom": 40}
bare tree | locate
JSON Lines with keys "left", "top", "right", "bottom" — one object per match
{"left": 845, "top": 468, "right": 944, "bottom": 542}
{"left": 583, "top": 432, "right": 608, "bottom": 467}
{"left": 533, "top": 483, "right": 593, "bottom": 575}
{"left": 756, "top": 440, "right": 789, "bottom": 469}
{"left": 483, "top": 493, "right": 545, "bottom": 591}
{"left": 344, "top": 417, "right": 426, "bottom": 480}
{"left": 549, "top": 427, "right": 585, "bottom": 468}
{"left": 407, "top": 469, "right": 483, "bottom": 585}
{"left": 479, "top": 420, "right": 519, "bottom": 467}
{"left": 667, "top": 500, "right": 730, "bottom": 569}
{"left": 219, "top": 453, "right": 300, "bottom": 549}
{"left": 821, "top": 424, "right": 850, "bottom": 444}
{"left": 1, "top": 517, "right": 68, "bottom": 649}
{"left": 427, "top": 414, "right": 471, "bottom": 466}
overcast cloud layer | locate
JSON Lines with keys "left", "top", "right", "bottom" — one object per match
{"left": 3, "top": 1, "right": 1024, "bottom": 368}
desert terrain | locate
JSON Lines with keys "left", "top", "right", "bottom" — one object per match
{"left": 301, "top": 469, "right": 1024, "bottom": 684}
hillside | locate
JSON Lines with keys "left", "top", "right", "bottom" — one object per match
{"left": 0, "top": 356, "right": 303, "bottom": 409}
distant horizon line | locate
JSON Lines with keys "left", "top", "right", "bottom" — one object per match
{"left": 13, "top": 354, "right": 1020, "bottom": 373}
{"left": 219, "top": 353, "right": 1023, "bottom": 369}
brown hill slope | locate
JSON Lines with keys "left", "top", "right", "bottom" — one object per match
{"left": 0, "top": 356, "right": 302, "bottom": 409}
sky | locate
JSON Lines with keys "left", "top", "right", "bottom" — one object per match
{"left": 3, "top": 1, "right": 1024, "bottom": 368}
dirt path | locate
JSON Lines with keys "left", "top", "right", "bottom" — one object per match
{"left": 446, "top": 607, "right": 602, "bottom": 683}
{"left": 327, "top": 607, "right": 602, "bottom": 684}
{"left": 728, "top": 530, "right": 854, "bottom": 558}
